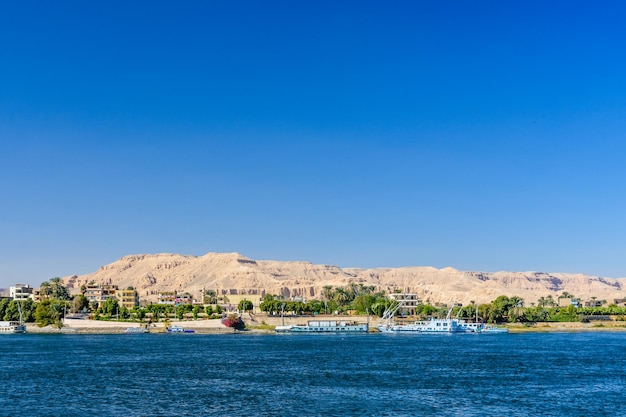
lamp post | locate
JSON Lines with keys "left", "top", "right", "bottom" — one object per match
{"left": 281, "top": 303, "right": 285, "bottom": 326}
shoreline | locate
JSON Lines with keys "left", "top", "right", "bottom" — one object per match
{"left": 22, "top": 315, "right": 626, "bottom": 334}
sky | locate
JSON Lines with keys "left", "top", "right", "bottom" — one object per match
{"left": 1, "top": 1, "right": 626, "bottom": 288}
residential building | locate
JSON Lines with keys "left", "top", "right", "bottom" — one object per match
{"left": 614, "top": 298, "right": 626, "bottom": 307}
{"left": 85, "top": 284, "right": 118, "bottom": 307}
{"left": 10, "top": 284, "right": 33, "bottom": 301}
{"left": 389, "top": 293, "right": 422, "bottom": 316}
{"left": 558, "top": 297, "right": 582, "bottom": 308}
{"left": 157, "top": 291, "right": 193, "bottom": 306}
{"left": 584, "top": 299, "right": 604, "bottom": 308}
{"left": 116, "top": 288, "right": 139, "bottom": 310}
{"left": 157, "top": 291, "right": 177, "bottom": 305}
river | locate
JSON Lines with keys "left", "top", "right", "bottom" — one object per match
{"left": 1, "top": 332, "right": 625, "bottom": 416}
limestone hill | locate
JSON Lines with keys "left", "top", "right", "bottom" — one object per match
{"left": 63, "top": 252, "right": 625, "bottom": 305}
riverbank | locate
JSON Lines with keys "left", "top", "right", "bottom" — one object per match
{"left": 507, "top": 321, "right": 626, "bottom": 332}
{"left": 26, "top": 318, "right": 237, "bottom": 334}
{"left": 23, "top": 314, "right": 626, "bottom": 334}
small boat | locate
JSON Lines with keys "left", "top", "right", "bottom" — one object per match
{"left": 0, "top": 321, "right": 26, "bottom": 334}
{"left": 166, "top": 326, "right": 195, "bottom": 333}
{"left": 276, "top": 320, "right": 368, "bottom": 333}
{"left": 0, "top": 301, "right": 27, "bottom": 334}
{"left": 124, "top": 326, "right": 149, "bottom": 334}
{"left": 480, "top": 324, "right": 509, "bottom": 334}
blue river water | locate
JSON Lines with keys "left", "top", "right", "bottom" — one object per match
{"left": 1, "top": 332, "right": 625, "bottom": 416}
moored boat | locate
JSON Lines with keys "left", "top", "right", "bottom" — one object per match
{"left": 0, "top": 301, "right": 27, "bottom": 334}
{"left": 0, "top": 321, "right": 26, "bottom": 334}
{"left": 276, "top": 319, "right": 368, "bottom": 333}
{"left": 125, "top": 326, "right": 149, "bottom": 334}
{"left": 480, "top": 324, "right": 509, "bottom": 334}
{"left": 378, "top": 317, "right": 466, "bottom": 333}
{"left": 378, "top": 295, "right": 508, "bottom": 334}
{"left": 166, "top": 325, "right": 195, "bottom": 333}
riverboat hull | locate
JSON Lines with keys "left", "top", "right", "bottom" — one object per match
{"left": 276, "top": 320, "right": 368, "bottom": 333}
{"left": 0, "top": 321, "right": 26, "bottom": 334}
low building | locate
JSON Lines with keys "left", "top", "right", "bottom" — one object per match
{"left": 558, "top": 297, "right": 581, "bottom": 308}
{"left": 226, "top": 294, "right": 263, "bottom": 313}
{"left": 157, "top": 291, "right": 177, "bottom": 305}
{"left": 85, "top": 284, "right": 118, "bottom": 307}
{"left": 389, "top": 293, "right": 422, "bottom": 316}
{"left": 156, "top": 291, "right": 193, "bottom": 306}
{"left": 614, "top": 298, "right": 626, "bottom": 307}
{"left": 584, "top": 299, "right": 604, "bottom": 308}
{"left": 116, "top": 288, "right": 139, "bottom": 310}
{"left": 10, "top": 284, "right": 33, "bottom": 301}
{"left": 174, "top": 293, "right": 193, "bottom": 306}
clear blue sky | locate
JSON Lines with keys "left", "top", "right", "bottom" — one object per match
{"left": 2, "top": 1, "right": 626, "bottom": 288}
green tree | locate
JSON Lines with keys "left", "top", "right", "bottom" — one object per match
{"left": 306, "top": 299, "right": 325, "bottom": 314}
{"left": 0, "top": 298, "right": 9, "bottom": 320}
{"left": 537, "top": 296, "right": 547, "bottom": 308}
{"left": 72, "top": 294, "right": 89, "bottom": 313}
{"left": 50, "top": 277, "right": 71, "bottom": 300}
{"left": 322, "top": 285, "right": 334, "bottom": 302}
{"left": 238, "top": 299, "right": 253, "bottom": 313}
{"left": 3, "top": 300, "right": 25, "bottom": 321}
{"left": 133, "top": 306, "right": 146, "bottom": 321}
{"left": 19, "top": 299, "right": 36, "bottom": 322}
{"left": 203, "top": 290, "right": 217, "bottom": 305}
{"left": 35, "top": 300, "right": 62, "bottom": 327}
{"left": 175, "top": 304, "right": 193, "bottom": 320}
{"left": 101, "top": 298, "right": 120, "bottom": 317}
{"left": 352, "top": 294, "right": 375, "bottom": 314}
{"left": 260, "top": 296, "right": 280, "bottom": 314}
{"left": 333, "top": 287, "right": 350, "bottom": 308}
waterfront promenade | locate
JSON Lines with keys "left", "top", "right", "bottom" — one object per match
{"left": 23, "top": 314, "right": 626, "bottom": 334}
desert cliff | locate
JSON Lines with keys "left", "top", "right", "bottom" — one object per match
{"left": 62, "top": 252, "right": 625, "bottom": 305}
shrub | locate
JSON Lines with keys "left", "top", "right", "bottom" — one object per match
{"left": 221, "top": 314, "right": 245, "bottom": 330}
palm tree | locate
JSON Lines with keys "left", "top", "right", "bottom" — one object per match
{"left": 510, "top": 296, "right": 524, "bottom": 308}
{"left": 322, "top": 285, "right": 333, "bottom": 314}
{"left": 39, "top": 281, "right": 52, "bottom": 299}
{"left": 333, "top": 288, "right": 350, "bottom": 307}
{"left": 322, "top": 285, "right": 333, "bottom": 302}
{"left": 509, "top": 305, "right": 526, "bottom": 323}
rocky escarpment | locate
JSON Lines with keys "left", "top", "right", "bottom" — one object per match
{"left": 62, "top": 252, "right": 626, "bottom": 305}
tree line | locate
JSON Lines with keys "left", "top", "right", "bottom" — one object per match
{"left": 7, "top": 278, "right": 626, "bottom": 327}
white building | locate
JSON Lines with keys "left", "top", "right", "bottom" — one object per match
{"left": 389, "top": 293, "right": 422, "bottom": 316}
{"left": 10, "top": 284, "right": 33, "bottom": 301}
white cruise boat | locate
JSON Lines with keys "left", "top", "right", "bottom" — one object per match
{"left": 378, "top": 316, "right": 467, "bottom": 333}
{"left": 0, "top": 321, "right": 26, "bottom": 334}
{"left": 0, "top": 301, "right": 27, "bottom": 334}
{"left": 378, "top": 295, "right": 508, "bottom": 334}
{"left": 276, "top": 319, "right": 368, "bottom": 333}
